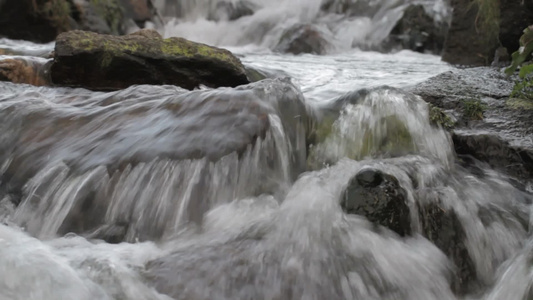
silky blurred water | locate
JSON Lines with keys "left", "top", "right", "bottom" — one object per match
{"left": 1, "top": 0, "right": 532, "bottom": 299}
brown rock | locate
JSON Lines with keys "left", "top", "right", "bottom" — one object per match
{"left": 50, "top": 30, "right": 250, "bottom": 90}
{"left": 0, "top": 58, "right": 51, "bottom": 86}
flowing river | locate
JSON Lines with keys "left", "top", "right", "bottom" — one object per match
{"left": 1, "top": 0, "right": 532, "bottom": 299}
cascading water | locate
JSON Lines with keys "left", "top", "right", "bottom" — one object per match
{"left": 1, "top": 0, "right": 532, "bottom": 299}
{"left": 157, "top": 0, "right": 451, "bottom": 51}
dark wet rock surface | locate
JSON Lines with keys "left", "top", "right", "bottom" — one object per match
{"left": 341, "top": 168, "right": 411, "bottom": 236}
{"left": 499, "top": 0, "right": 533, "bottom": 55}
{"left": 51, "top": 30, "right": 250, "bottom": 90}
{"left": 418, "top": 199, "right": 477, "bottom": 295}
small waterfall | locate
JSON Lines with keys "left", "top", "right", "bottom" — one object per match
{"left": 159, "top": 0, "right": 451, "bottom": 52}
{"left": 308, "top": 86, "right": 453, "bottom": 168}
{"left": 1, "top": 78, "right": 310, "bottom": 241}
{"left": 13, "top": 123, "right": 293, "bottom": 241}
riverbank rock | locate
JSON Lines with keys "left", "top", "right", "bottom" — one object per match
{"left": 341, "top": 168, "right": 411, "bottom": 236}
{"left": 408, "top": 68, "right": 533, "bottom": 187}
{"left": 0, "top": 0, "right": 160, "bottom": 43}
{"left": 274, "top": 24, "right": 332, "bottom": 55}
{"left": 386, "top": 5, "right": 448, "bottom": 54}
{"left": 441, "top": 0, "right": 499, "bottom": 66}
{"left": 50, "top": 30, "right": 250, "bottom": 90}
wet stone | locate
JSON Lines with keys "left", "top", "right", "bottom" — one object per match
{"left": 341, "top": 168, "right": 411, "bottom": 236}
{"left": 418, "top": 201, "right": 478, "bottom": 295}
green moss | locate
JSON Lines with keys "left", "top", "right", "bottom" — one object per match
{"left": 359, "top": 116, "right": 415, "bottom": 158}
{"left": 161, "top": 38, "right": 238, "bottom": 64}
{"left": 463, "top": 98, "right": 486, "bottom": 120}
{"left": 507, "top": 98, "right": 533, "bottom": 110}
{"left": 428, "top": 104, "right": 455, "bottom": 129}
{"left": 63, "top": 31, "right": 245, "bottom": 71}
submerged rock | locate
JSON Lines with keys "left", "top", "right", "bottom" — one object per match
{"left": 0, "top": 57, "right": 51, "bottom": 86}
{"left": 274, "top": 24, "right": 332, "bottom": 55}
{"left": 341, "top": 168, "right": 411, "bottom": 236}
{"left": 50, "top": 30, "right": 250, "bottom": 90}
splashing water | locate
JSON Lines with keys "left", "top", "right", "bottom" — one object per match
{"left": 160, "top": 0, "right": 451, "bottom": 51}
{"left": 1, "top": 0, "right": 533, "bottom": 299}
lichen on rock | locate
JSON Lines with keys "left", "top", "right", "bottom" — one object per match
{"left": 51, "top": 30, "right": 249, "bottom": 90}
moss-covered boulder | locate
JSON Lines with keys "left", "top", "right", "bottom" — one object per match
{"left": 50, "top": 29, "right": 250, "bottom": 90}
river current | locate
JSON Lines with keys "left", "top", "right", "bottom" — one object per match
{"left": 1, "top": 0, "right": 532, "bottom": 300}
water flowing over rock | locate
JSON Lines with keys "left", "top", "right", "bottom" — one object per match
{"left": 2, "top": 1, "right": 533, "bottom": 299}
{"left": 2, "top": 78, "right": 310, "bottom": 241}
{"left": 50, "top": 30, "right": 250, "bottom": 90}
{"left": 308, "top": 86, "right": 453, "bottom": 169}
{"left": 161, "top": 0, "right": 452, "bottom": 53}
{"left": 0, "top": 57, "right": 51, "bottom": 86}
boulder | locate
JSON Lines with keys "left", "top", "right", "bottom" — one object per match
{"left": 408, "top": 68, "right": 533, "bottom": 186}
{"left": 442, "top": 0, "right": 499, "bottom": 66}
{"left": 274, "top": 24, "right": 332, "bottom": 55}
{"left": 341, "top": 168, "right": 411, "bottom": 236}
{"left": 499, "top": 0, "right": 533, "bottom": 55}
{"left": 50, "top": 30, "right": 250, "bottom": 90}
{"left": 387, "top": 4, "right": 448, "bottom": 54}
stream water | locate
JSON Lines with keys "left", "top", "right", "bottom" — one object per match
{"left": 1, "top": 0, "right": 533, "bottom": 300}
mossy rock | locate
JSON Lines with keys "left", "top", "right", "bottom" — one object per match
{"left": 51, "top": 30, "right": 250, "bottom": 90}
{"left": 428, "top": 104, "right": 455, "bottom": 129}
{"left": 507, "top": 97, "right": 533, "bottom": 110}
